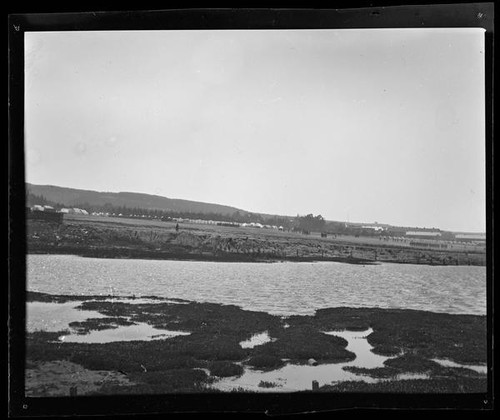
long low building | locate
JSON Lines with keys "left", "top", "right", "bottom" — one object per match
{"left": 454, "top": 234, "right": 486, "bottom": 242}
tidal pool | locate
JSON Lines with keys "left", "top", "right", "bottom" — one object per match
{"left": 210, "top": 328, "right": 412, "bottom": 392}
{"left": 27, "top": 301, "right": 107, "bottom": 333}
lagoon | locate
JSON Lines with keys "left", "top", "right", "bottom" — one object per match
{"left": 26, "top": 254, "right": 486, "bottom": 316}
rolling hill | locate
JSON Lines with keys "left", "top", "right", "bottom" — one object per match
{"left": 26, "top": 183, "right": 250, "bottom": 217}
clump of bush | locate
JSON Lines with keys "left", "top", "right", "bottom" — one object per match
{"left": 383, "top": 354, "right": 442, "bottom": 373}
{"left": 250, "top": 326, "right": 354, "bottom": 364}
{"left": 258, "top": 380, "right": 279, "bottom": 388}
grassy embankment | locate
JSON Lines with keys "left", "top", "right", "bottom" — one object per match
{"left": 26, "top": 214, "right": 486, "bottom": 266}
{"left": 26, "top": 291, "right": 487, "bottom": 395}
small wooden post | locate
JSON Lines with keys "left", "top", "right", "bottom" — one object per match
{"left": 312, "top": 380, "right": 319, "bottom": 391}
{"left": 69, "top": 386, "right": 77, "bottom": 396}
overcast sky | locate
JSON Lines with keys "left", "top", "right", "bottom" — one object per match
{"left": 25, "top": 29, "right": 486, "bottom": 232}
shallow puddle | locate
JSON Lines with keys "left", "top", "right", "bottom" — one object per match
{"left": 322, "top": 328, "right": 389, "bottom": 369}
{"left": 396, "top": 372, "right": 431, "bottom": 380}
{"left": 431, "top": 358, "right": 487, "bottom": 374}
{"left": 240, "top": 331, "right": 276, "bottom": 349}
{"left": 59, "top": 323, "right": 191, "bottom": 343}
{"left": 27, "top": 301, "right": 107, "bottom": 333}
{"left": 27, "top": 301, "right": 191, "bottom": 343}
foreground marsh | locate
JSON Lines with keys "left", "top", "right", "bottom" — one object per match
{"left": 25, "top": 292, "right": 487, "bottom": 395}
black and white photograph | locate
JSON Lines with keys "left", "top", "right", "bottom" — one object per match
{"left": 8, "top": 4, "right": 493, "bottom": 416}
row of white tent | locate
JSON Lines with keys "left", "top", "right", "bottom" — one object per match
{"left": 31, "top": 204, "right": 88, "bottom": 215}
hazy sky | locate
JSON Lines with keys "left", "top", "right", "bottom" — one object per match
{"left": 25, "top": 29, "right": 486, "bottom": 232}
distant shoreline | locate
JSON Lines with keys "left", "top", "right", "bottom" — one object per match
{"left": 26, "top": 245, "right": 486, "bottom": 267}
{"left": 26, "top": 217, "right": 487, "bottom": 267}
{"left": 27, "top": 246, "right": 379, "bottom": 265}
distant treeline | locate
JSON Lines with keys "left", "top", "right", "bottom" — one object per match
{"left": 26, "top": 192, "right": 453, "bottom": 238}
{"left": 27, "top": 192, "right": 296, "bottom": 227}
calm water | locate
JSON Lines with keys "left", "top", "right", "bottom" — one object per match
{"left": 26, "top": 254, "right": 486, "bottom": 316}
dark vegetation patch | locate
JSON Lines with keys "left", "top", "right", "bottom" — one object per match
{"left": 208, "top": 361, "right": 244, "bottom": 377}
{"left": 258, "top": 381, "right": 280, "bottom": 388}
{"left": 167, "top": 332, "right": 246, "bottom": 361}
{"left": 302, "top": 307, "right": 486, "bottom": 364}
{"left": 367, "top": 311, "right": 486, "bottom": 364}
{"left": 342, "top": 366, "right": 400, "bottom": 378}
{"left": 69, "top": 317, "right": 136, "bottom": 334}
{"left": 249, "top": 326, "right": 355, "bottom": 364}
{"left": 27, "top": 333, "right": 205, "bottom": 373}
{"left": 246, "top": 355, "right": 286, "bottom": 370}
{"left": 383, "top": 355, "right": 486, "bottom": 378}
{"left": 76, "top": 301, "right": 134, "bottom": 318}
{"left": 383, "top": 354, "right": 443, "bottom": 372}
